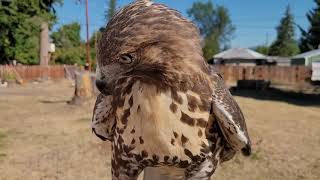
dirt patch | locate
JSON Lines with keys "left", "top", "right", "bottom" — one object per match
{"left": 0, "top": 80, "right": 319, "bottom": 180}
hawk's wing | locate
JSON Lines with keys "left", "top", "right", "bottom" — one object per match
{"left": 211, "top": 74, "right": 251, "bottom": 155}
{"left": 92, "top": 94, "right": 116, "bottom": 141}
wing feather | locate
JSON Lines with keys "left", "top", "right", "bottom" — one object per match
{"left": 211, "top": 74, "right": 251, "bottom": 153}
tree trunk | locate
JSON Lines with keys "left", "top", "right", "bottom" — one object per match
{"left": 68, "top": 71, "right": 94, "bottom": 105}
{"left": 40, "top": 22, "right": 49, "bottom": 66}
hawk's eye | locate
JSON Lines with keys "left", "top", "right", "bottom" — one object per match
{"left": 119, "top": 54, "right": 133, "bottom": 64}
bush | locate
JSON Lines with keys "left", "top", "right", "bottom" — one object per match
{"left": 53, "top": 46, "right": 87, "bottom": 65}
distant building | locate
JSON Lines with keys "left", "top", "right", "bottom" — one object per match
{"left": 291, "top": 49, "right": 320, "bottom": 66}
{"left": 312, "top": 62, "right": 320, "bottom": 81}
{"left": 212, "top": 48, "right": 268, "bottom": 66}
{"left": 266, "top": 56, "right": 291, "bottom": 66}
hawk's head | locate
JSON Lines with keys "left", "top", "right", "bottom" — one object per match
{"left": 96, "top": 0, "right": 209, "bottom": 95}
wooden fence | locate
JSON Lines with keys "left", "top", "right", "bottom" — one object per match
{"left": 211, "top": 65, "right": 312, "bottom": 87}
{"left": 0, "top": 65, "right": 80, "bottom": 82}
{"left": 0, "top": 65, "right": 313, "bottom": 87}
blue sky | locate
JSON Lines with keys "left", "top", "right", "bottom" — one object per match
{"left": 53, "top": 0, "right": 316, "bottom": 48}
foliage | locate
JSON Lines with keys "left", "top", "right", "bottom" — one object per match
{"left": 53, "top": 46, "right": 86, "bottom": 65}
{"left": 299, "top": 0, "right": 320, "bottom": 52}
{"left": 269, "top": 5, "right": 299, "bottom": 56}
{"left": 52, "top": 45, "right": 96, "bottom": 67}
{"left": 0, "top": 0, "right": 62, "bottom": 64}
{"left": 2, "top": 71, "right": 16, "bottom": 81}
{"left": 202, "top": 33, "right": 220, "bottom": 60}
{"left": 51, "top": 22, "right": 90, "bottom": 65}
{"left": 51, "top": 22, "right": 100, "bottom": 69}
{"left": 89, "top": 31, "right": 102, "bottom": 48}
{"left": 187, "top": 0, "right": 235, "bottom": 60}
{"left": 87, "top": 31, "right": 101, "bottom": 70}
{"left": 254, "top": 45, "right": 270, "bottom": 55}
{"left": 105, "top": 0, "right": 117, "bottom": 21}
{"left": 51, "top": 22, "right": 81, "bottom": 48}
{"left": 51, "top": 23, "right": 99, "bottom": 66}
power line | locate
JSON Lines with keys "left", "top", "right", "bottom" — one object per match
{"left": 235, "top": 25, "right": 275, "bottom": 29}
{"left": 232, "top": 15, "right": 306, "bottom": 22}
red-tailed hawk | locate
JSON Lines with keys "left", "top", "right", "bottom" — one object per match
{"left": 92, "top": 0, "right": 251, "bottom": 179}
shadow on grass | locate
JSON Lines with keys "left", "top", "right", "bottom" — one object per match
{"left": 39, "top": 100, "right": 68, "bottom": 104}
{"left": 0, "top": 131, "right": 7, "bottom": 150}
{"left": 0, "top": 153, "right": 6, "bottom": 158}
{"left": 230, "top": 87, "right": 320, "bottom": 106}
{"left": 76, "top": 117, "right": 91, "bottom": 122}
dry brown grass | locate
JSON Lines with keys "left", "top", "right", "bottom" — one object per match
{"left": 0, "top": 80, "right": 319, "bottom": 180}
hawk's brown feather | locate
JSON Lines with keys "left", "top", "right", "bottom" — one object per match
{"left": 92, "top": 0, "right": 251, "bottom": 179}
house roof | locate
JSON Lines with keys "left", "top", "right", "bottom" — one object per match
{"left": 292, "top": 49, "right": 320, "bottom": 59}
{"left": 213, "top": 48, "right": 267, "bottom": 60}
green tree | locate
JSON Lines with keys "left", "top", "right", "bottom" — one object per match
{"left": 53, "top": 46, "right": 86, "bottom": 65}
{"left": 299, "top": 0, "right": 320, "bottom": 52}
{"left": 269, "top": 5, "right": 299, "bottom": 56}
{"left": 254, "top": 45, "right": 270, "bottom": 55}
{"left": 105, "top": 0, "right": 117, "bottom": 21}
{"left": 99, "top": 0, "right": 117, "bottom": 34}
{"left": 187, "top": 0, "right": 235, "bottom": 60}
{"left": 0, "top": 0, "right": 62, "bottom": 64}
{"left": 51, "top": 22, "right": 88, "bottom": 65}
{"left": 89, "top": 31, "right": 102, "bottom": 48}
{"left": 51, "top": 22, "right": 81, "bottom": 48}
{"left": 88, "top": 31, "right": 102, "bottom": 69}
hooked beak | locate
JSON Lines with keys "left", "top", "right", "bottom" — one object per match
{"left": 95, "top": 79, "right": 112, "bottom": 96}
{"left": 92, "top": 128, "right": 108, "bottom": 141}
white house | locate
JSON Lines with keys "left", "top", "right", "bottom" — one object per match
{"left": 291, "top": 49, "right": 320, "bottom": 66}
{"left": 213, "top": 48, "right": 268, "bottom": 66}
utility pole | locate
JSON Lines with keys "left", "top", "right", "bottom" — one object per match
{"left": 265, "top": 32, "right": 269, "bottom": 46}
{"left": 85, "top": 0, "right": 91, "bottom": 71}
{"left": 95, "top": 32, "right": 98, "bottom": 64}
